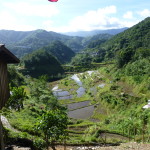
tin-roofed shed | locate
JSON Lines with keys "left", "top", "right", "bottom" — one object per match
{"left": 0, "top": 44, "right": 20, "bottom": 109}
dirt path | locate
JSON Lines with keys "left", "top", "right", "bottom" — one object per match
{"left": 12, "top": 147, "right": 31, "bottom": 150}
{"left": 51, "top": 142, "right": 150, "bottom": 150}
{"left": 97, "top": 142, "right": 150, "bottom": 150}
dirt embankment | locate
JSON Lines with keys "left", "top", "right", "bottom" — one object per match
{"left": 97, "top": 142, "right": 150, "bottom": 150}
{"left": 50, "top": 142, "right": 150, "bottom": 150}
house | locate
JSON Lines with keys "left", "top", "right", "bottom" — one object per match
{"left": 0, "top": 44, "right": 20, "bottom": 109}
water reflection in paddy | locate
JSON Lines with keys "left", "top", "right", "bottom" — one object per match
{"left": 71, "top": 74, "right": 82, "bottom": 86}
{"left": 67, "top": 100, "right": 90, "bottom": 110}
{"left": 68, "top": 105, "right": 95, "bottom": 119}
{"left": 76, "top": 87, "right": 85, "bottom": 97}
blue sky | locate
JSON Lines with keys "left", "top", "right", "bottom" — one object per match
{"left": 0, "top": 0, "right": 150, "bottom": 33}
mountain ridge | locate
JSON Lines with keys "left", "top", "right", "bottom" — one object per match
{"left": 0, "top": 28, "right": 124, "bottom": 57}
{"left": 63, "top": 27, "right": 128, "bottom": 37}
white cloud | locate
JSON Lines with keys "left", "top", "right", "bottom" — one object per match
{"left": 0, "top": 1, "right": 146, "bottom": 32}
{"left": 119, "top": 20, "right": 139, "bottom": 28}
{"left": 123, "top": 11, "right": 133, "bottom": 19}
{"left": 0, "top": 11, "right": 35, "bottom": 31}
{"left": 0, "top": 1, "right": 59, "bottom": 31}
{"left": 4, "top": 2, "right": 59, "bottom": 17}
{"left": 138, "top": 9, "right": 150, "bottom": 18}
{"left": 44, "top": 5, "right": 140, "bottom": 33}
{"left": 64, "top": 5, "right": 118, "bottom": 32}
{"left": 43, "top": 20, "right": 54, "bottom": 27}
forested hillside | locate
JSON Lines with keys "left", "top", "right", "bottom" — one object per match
{"left": 101, "top": 17, "right": 150, "bottom": 64}
{"left": 22, "top": 49, "right": 64, "bottom": 79}
{"left": 73, "top": 17, "right": 150, "bottom": 67}
{"left": 41, "top": 41, "right": 75, "bottom": 64}
{"left": 0, "top": 30, "right": 33, "bottom": 43}
{"left": 0, "top": 29, "right": 113, "bottom": 57}
{"left": 6, "top": 29, "right": 72, "bottom": 57}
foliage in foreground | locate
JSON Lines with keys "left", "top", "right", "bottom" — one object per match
{"left": 36, "top": 109, "right": 68, "bottom": 150}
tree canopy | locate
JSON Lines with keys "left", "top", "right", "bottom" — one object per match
{"left": 22, "top": 49, "right": 64, "bottom": 78}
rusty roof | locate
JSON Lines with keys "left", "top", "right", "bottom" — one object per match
{"left": 0, "top": 44, "right": 20, "bottom": 64}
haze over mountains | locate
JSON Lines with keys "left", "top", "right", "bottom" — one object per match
{"left": 63, "top": 27, "right": 128, "bottom": 37}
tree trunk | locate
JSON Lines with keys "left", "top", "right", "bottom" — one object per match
{"left": 51, "top": 141, "right": 56, "bottom": 150}
{"left": 134, "top": 128, "right": 136, "bottom": 141}
{"left": 0, "top": 116, "right": 5, "bottom": 150}
{"left": 45, "top": 137, "right": 49, "bottom": 150}
{"left": 142, "top": 125, "right": 145, "bottom": 143}
{"left": 64, "top": 139, "right": 66, "bottom": 150}
{"left": 128, "top": 129, "right": 130, "bottom": 141}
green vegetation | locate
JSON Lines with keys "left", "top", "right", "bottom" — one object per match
{"left": 0, "top": 29, "right": 113, "bottom": 57}
{"left": 42, "top": 40, "right": 75, "bottom": 64}
{"left": 6, "top": 86, "right": 27, "bottom": 111}
{"left": 36, "top": 109, "right": 68, "bottom": 150}
{"left": 71, "top": 17, "right": 150, "bottom": 67}
{"left": 1, "top": 17, "right": 150, "bottom": 149}
{"left": 22, "top": 49, "right": 64, "bottom": 79}
{"left": 2, "top": 74, "right": 68, "bottom": 149}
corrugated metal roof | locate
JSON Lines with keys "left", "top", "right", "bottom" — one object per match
{"left": 0, "top": 44, "right": 20, "bottom": 64}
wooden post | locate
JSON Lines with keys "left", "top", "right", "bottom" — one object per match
{"left": 142, "top": 126, "right": 144, "bottom": 143}
{"left": 64, "top": 139, "right": 66, "bottom": 150}
{"left": 0, "top": 116, "right": 5, "bottom": 150}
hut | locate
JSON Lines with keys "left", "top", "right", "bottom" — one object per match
{"left": 0, "top": 44, "right": 19, "bottom": 150}
{"left": 0, "top": 44, "right": 20, "bottom": 109}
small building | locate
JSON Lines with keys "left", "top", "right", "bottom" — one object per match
{"left": 0, "top": 44, "right": 20, "bottom": 109}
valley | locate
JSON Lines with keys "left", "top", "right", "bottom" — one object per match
{"left": 0, "top": 17, "right": 150, "bottom": 149}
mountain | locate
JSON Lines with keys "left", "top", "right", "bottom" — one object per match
{"left": 6, "top": 29, "right": 73, "bottom": 57}
{"left": 84, "top": 33, "right": 113, "bottom": 48}
{"left": 71, "top": 17, "right": 150, "bottom": 67}
{"left": 2, "top": 29, "right": 84, "bottom": 56}
{"left": 0, "top": 30, "right": 33, "bottom": 44}
{"left": 63, "top": 27, "right": 128, "bottom": 37}
{"left": 22, "top": 49, "right": 64, "bottom": 78}
{"left": 40, "top": 41, "right": 75, "bottom": 64}
{"left": 0, "top": 29, "right": 122, "bottom": 58}
{"left": 100, "top": 17, "right": 150, "bottom": 66}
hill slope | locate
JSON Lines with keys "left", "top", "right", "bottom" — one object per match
{"left": 22, "top": 49, "right": 64, "bottom": 78}
{"left": 101, "top": 17, "right": 150, "bottom": 64}
{"left": 0, "top": 30, "right": 33, "bottom": 43}
{"left": 1, "top": 29, "right": 114, "bottom": 57}
{"left": 74, "top": 17, "right": 150, "bottom": 66}
{"left": 6, "top": 29, "right": 73, "bottom": 57}
{"left": 41, "top": 41, "right": 75, "bottom": 64}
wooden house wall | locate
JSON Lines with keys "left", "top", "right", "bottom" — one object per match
{"left": 0, "top": 61, "right": 10, "bottom": 109}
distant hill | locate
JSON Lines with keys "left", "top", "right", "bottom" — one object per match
{"left": 63, "top": 28, "right": 128, "bottom": 37}
{"left": 84, "top": 33, "right": 113, "bottom": 48}
{"left": 40, "top": 41, "right": 75, "bottom": 64}
{"left": 0, "top": 30, "right": 33, "bottom": 44}
{"left": 71, "top": 17, "right": 150, "bottom": 66}
{"left": 0, "top": 29, "right": 122, "bottom": 58}
{"left": 22, "top": 49, "right": 64, "bottom": 78}
{"left": 5, "top": 29, "right": 73, "bottom": 57}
